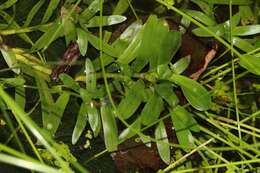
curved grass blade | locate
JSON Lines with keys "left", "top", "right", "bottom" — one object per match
{"left": 23, "top": 0, "right": 45, "bottom": 27}
{"left": 170, "top": 74, "right": 211, "bottom": 111}
{"left": 0, "top": 154, "right": 60, "bottom": 173}
{"left": 0, "top": 0, "right": 17, "bottom": 11}
{"left": 155, "top": 121, "right": 170, "bottom": 164}
{"left": 72, "top": 103, "right": 88, "bottom": 144}
{"left": 101, "top": 101, "right": 118, "bottom": 151}
{"left": 51, "top": 92, "right": 70, "bottom": 135}
{"left": 41, "top": 0, "right": 60, "bottom": 23}
{"left": 35, "top": 75, "right": 55, "bottom": 132}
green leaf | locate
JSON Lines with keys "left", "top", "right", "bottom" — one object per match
{"left": 59, "top": 73, "right": 80, "bottom": 92}
{"left": 85, "top": 31, "right": 119, "bottom": 57}
{"left": 61, "top": 7, "right": 76, "bottom": 45}
{"left": 24, "top": 0, "right": 45, "bottom": 27}
{"left": 116, "top": 27, "right": 143, "bottom": 64}
{"left": 155, "top": 82, "right": 179, "bottom": 107}
{"left": 79, "top": 0, "right": 103, "bottom": 23}
{"left": 170, "top": 74, "right": 211, "bottom": 111}
{"left": 155, "top": 121, "right": 170, "bottom": 164}
{"left": 138, "top": 15, "right": 181, "bottom": 69}
{"left": 15, "top": 76, "right": 26, "bottom": 110}
{"left": 0, "top": 47, "right": 20, "bottom": 74}
{"left": 170, "top": 106, "right": 197, "bottom": 151}
{"left": 87, "top": 102, "right": 101, "bottom": 137}
{"left": 239, "top": 54, "right": 260, "bottom": 76}
{"left": 0, "top": 0, "right": 17, "bottom": 11}
{"left": 72, "top": 103, "right": 88, "bottom": 144}
{"left": 77, "top": 28, "right": 88, "bottom": 56}
{"left": 118, "top": 80, "right": 145, "bottom": 119}
{"left": 233, "top": 25, "right": 260, "bottom": 36}
{"left": 186, "top": 10, "right": 216, "bottom": 26}
{"left": 101, "top": 101, "right": 118, "bottom": 151}
{"left": 85, "top": 59, "right": 96, "bottom": 90}
{"left": 35, "top": 75, "right": 55, "bottom": 131}
{"left": 141, "top": 92, "right": 164, "bottom": 125}
{"left": 84, "top": 15, "right": 127, "bottom": 28}
{"left": 33, "top": 21, "right": 64, "bottom": 50}
{"left": 232, "top": 37, "right": 255, "bottom": 52}
{"left": 113, "top": 0, "right": 130, "bottom": 15}
{"left": 171, "top": 55, "right": 191, "bottom": 74}
{"left": 119, "top": 117, "right": 141, "bottom": 141}
{"left": 51, "top": 92, "right": 70, "bottom": 135}
{"left": 41, "top": 0, "right": 60, "bottom": 23}
{"left": 201, "top": 0, "right": 252, "bottom": 5}
{"left": 192, "top": 24, "right": 224, "bottom": 37}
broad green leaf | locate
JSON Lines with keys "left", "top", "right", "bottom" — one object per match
{"left": 59, "top": 73, "right": 80, "bottom": 92}
{"left": 141, "top": 92, "right": 164, "bottom": 125}
{"left": 0, "top": 0, "right": 17, "bottom": 11}
{"left": 192, "top": 24, "right": 224, "bottom": 37}
{"left": 101, "top": 101, "right": 118, "bottom": 151}
{"left": 232, "top": 37, "right": 254, "bottom": 52}
{"left": 77, "top": 28, "right": 88, "bottom": 56}
{"left": 24, "top": 0, "right": 45, "bottom": 27}
{"left": 155, "top": 121, "right": 170, "bottom": 164}
{"left": 201, "top": 0, "right": 252, "bottom": 5}
{"left": 233, "top": 25, "right": 260, "bottom": 36}
{"left": 239, "top": 54, "right": 260, "bottom": 76}
{"left": 138, "top": 15, "right": 181, "bottom": 69}
{"left": 33, "top": 21, "right": 64, "bottom": 50}
{"left": 171, "top": 55, "right": 191, "bottom": 74}
{"left": 119, "top": 117, "right": 141, "bottom": 141}
{"left": 170, "top": 74, "right": 211, "bottom": 111}
{"left": 155, "top": 83, "right": 179, "bottom": 107}
{"left": 72, "top": 103, "right": 88, "bottom": 144}
{"left": 118, "top": 80, "right": 145, "bottom": 119}
{"left": 186, "top": 10, "right": 216, "bottom": 26}
{"left": 35, "top": 75, "right": 55, "bottom": 131}
{"left": 51, "top": 92, "right": 70, "bottom": 135}
{"left": 117, "top": 28, "right": 143, "bottom": 64}
{"left": 192, "top": 13, "right": 240, "bottom": 37}
{"left": 0, "top": 47, "right": 20, "bottom": 74}
{"left": 85, "top": 15, "right": 127, "bottom": 28}
{"left": 79, "top": 0, "right": 103, "bottom": 23}
{"left": 87, "top": 102, "right": 101, "bottom": 137}
{"left": 170, "top": 106, "right": 197, "bottom": 150}
{"left": 85, "top": 59, "right": 96, "bottom": 90}
{"left": 41, "top": 0, "right": 60, "bottom": 23}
